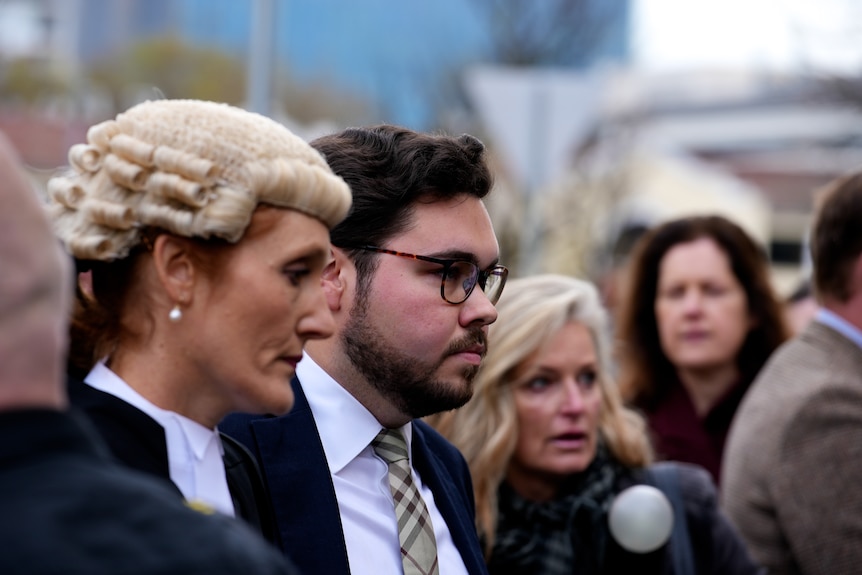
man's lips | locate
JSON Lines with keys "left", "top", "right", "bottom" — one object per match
{"left": 451, "top": 345, "right": 486, "bottom": 365}
{"left": 462, "top": 344, "right": 486, "bottom": 356}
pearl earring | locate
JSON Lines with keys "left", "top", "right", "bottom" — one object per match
{"left": 168, "top": 304, "right": 182, "bottom": 322}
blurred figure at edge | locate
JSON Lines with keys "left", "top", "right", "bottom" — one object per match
{"left": 723, "top": 171, "right": 862, "bottom": 575}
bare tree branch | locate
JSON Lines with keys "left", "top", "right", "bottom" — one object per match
{"left": 471, "top": 0, "right": 624, "bottom": 67}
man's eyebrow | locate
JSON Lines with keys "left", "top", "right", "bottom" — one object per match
{"left": 427, "top": 249, "right": 500, "bottom": 268}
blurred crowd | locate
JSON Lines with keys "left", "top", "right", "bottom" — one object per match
{"left": 1, "top": 97, "right": 859, "bottom": 575}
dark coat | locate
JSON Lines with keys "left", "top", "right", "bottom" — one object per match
{"left": 221, "top": 377, "right": 490, "bottom": 575}
{"left": 68, "top": 376, "right": 278, "bottom": 544}
{"left": 0, "top": 409, "right": 297, "bottom": 575}
{"left": 625, "top": 463, "right": 763, "bottom": 575}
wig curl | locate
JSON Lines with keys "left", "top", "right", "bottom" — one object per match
{"left": 48, "top": 99, "right": 352, "bottom": 261}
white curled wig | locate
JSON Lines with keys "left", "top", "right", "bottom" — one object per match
{"left": 47, "top": 99, "right": 352, "bottom": 261}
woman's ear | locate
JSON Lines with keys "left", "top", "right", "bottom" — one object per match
{"left": 152, "top": 235, "right": 196, "bottom": 306}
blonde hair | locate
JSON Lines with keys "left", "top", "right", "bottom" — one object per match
{"left": 429, "top": 274, "right": 653, "bottom": 555}
{"left": 48, "top": 99, "right": 351, "bottom": 261}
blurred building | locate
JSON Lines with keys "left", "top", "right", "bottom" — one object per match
{"left": 55, "top": 0, "right": 179, "bottom": 66}
{"left": 479, "top": 67, "right": 862, "bottom": 293}
{"left": 1, "top": 0, "right": 632, "bottom": 173}
{"left": 0, "top": 0, "right": 180, "bottom": 172}
{"left": 0, "top": 0, "right": 179, "bottom": 68}
{"left": 5, "top": 0, "right": 631, "bottom": 128}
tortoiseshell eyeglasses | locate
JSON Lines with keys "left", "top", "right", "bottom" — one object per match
{"left": 353, "top": 246, "right": 508, "bottom": 305}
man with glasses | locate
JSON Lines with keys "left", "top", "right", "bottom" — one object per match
{"left": 222, "top": 125, "right": 506, "bottom": 575}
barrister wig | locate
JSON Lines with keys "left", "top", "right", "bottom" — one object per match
{"left": 47, "top": 99, "right": 352, "bottom": 261}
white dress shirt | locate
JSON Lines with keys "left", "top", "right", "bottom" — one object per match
{"left": 815, "top": 307, "right": 862, "bottom": 350}
{"left": 84, "top": 361, "right": 235, "bottom": 517}
{"left": 297, "top": 354, "right": 469, "bottom": 575}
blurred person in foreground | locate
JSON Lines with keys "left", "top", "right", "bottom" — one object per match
{"left": 46, "top": 99, "right": 351, "bottom": 542}
{"left": 430, "top": 274, "right": 762, "bottom": 574}
{"left": 222, "top": 125, "right": 507, "bottom": 575}
{"left": 722, "top": 171, "right": 862, "bottom": 574}
{"left": 0, "top": 131, "right": 297, "bottom": 574}
{"left": 615, "top": 216, "right": 789, "bottom": 485}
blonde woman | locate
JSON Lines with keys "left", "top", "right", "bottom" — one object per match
{"left": 47, "top": 99, "right": 351, "bottom": 543}
{"left": 430, "top": 274, "right": 761, "bottom": 574}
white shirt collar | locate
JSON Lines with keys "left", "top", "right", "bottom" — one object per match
{"left": 83, "top": 361, "right": 233, "bottom": 516}
{"left": 297, "top": 353, "right": 413, "bottom": 474}
{"left": 296, "top": 354, "right": 468, "bottom": 575}
{"left": 815, "top": 308, "right": 862, "bottom": 351}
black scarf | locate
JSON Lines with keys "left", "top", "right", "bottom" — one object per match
{"left": 488, "top": 444, "right": 624, "bottom": 575}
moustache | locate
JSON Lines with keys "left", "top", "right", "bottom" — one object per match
{"left": 444, "top": 329, "right": 488, "bottom": 357}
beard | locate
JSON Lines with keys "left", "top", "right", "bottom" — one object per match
{"left": 341, "top": 291, "right": 486, "bottom": 420}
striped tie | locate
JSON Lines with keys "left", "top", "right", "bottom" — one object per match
{"left": 372, "top": 428, "right": 440, "bottom": 575}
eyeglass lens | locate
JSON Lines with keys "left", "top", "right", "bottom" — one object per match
{"left": 442, "top": 262, "right": 506, "bottom": 304}
{"left": 482, "top": 268, "right": 506, "bottom": 304}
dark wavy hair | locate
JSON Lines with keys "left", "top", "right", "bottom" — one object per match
{"left": 310, "top": 125, "right": 492, "bottom": 291}
{"left": 615, "top": 215, "right": 790, "bottom": 408}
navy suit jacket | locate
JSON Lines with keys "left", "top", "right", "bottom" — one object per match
{"left": 221, "top": 378, "right": 489, "bottom": 575}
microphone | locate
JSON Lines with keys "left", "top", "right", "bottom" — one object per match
{"left": 608, "top": 484, "right": 674, "bottom": 553}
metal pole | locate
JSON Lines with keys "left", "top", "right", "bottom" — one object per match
{"left": 518, "top": 79, "right": 549, "bottom": 275}
{"left": 247, "top": 0, "right": 275, "bottom": 116}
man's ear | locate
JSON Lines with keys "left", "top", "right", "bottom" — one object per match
{"left": 322, "top": 247, "right": 351, "bottom": 312}
{"left": 152, "top": 235, "right": 196, "bottom": 306}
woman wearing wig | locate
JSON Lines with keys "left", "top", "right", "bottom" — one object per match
{"left": 47, "top": 99, "right": 351, "bottom": 541}
{"left": 615, "top": 216, "right": 789, "bottom": 485}
{"left": 430, "top": 275, "right": 761, "bottom": 574}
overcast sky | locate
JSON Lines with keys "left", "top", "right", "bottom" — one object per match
{"left": 632, "top": 0, "right": 862, "bottom": 73}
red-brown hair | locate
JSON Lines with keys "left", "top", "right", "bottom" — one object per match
{"left": 616, "top": 215, "right": 790, "bottom": 407}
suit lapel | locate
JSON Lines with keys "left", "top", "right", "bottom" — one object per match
{"left": 250, "top": 378, "right": 351, "bottom": 575}
{"left": 412, "top": 422, "right": 488, "bottom": 575}
{"left": 67, "top": 376, "right": 180, "bottom": 495}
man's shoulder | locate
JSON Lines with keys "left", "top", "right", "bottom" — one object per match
{"left": 220, "top": 411, "right": 281, "bottom": 438}
{"left": 412, "top": 419, "right": 471, "bottom": 478}
{"left": 745, "top": 322, "right": 862, "bottom": 409}
{"left": 726, "top": 320, "right": 862, "bottom": 483}
{"left": 413, "top": 418, "right": 461, "bottom": 456}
